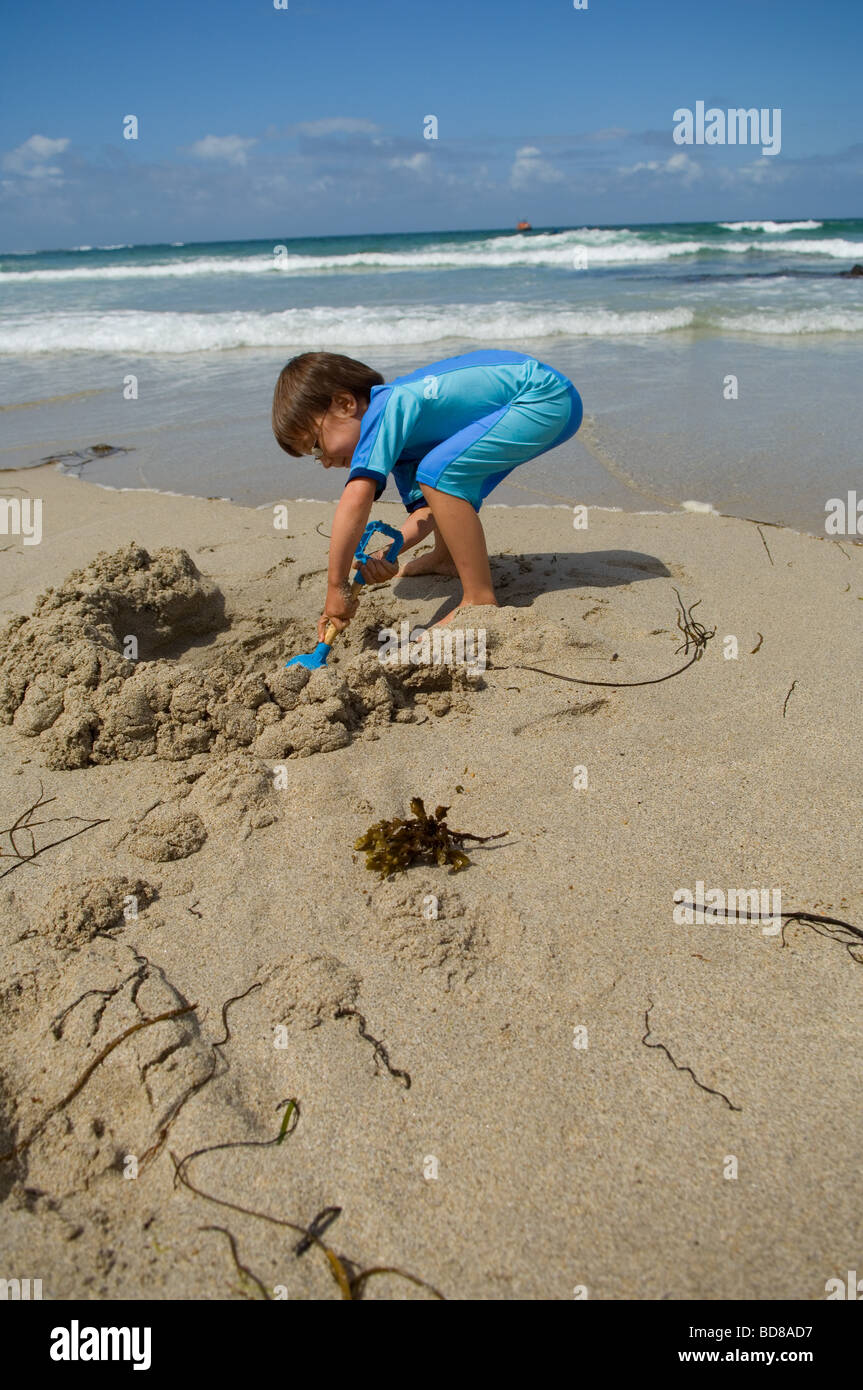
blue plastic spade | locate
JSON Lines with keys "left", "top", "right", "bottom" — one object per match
{"left": 286, "top": 520, "right": 403, "bottom": 669}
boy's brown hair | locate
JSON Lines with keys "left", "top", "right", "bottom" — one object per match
{"left": 272, "top": 352, "right": 384, "bottom": 457}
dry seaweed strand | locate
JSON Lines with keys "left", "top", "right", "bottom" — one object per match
{"left": 47, "top": 957, "right": 268, "bottom": 1175}
{"left": 50, "top": 969, "right": 145, "bottom": 1041}
{"left": 171, "top": 1135, "right": 357, "bottom": 1298}
{"left": 171, "top": 1100, "right": 445, "bottom": 1301}
{"left": 276, "top": 1099, "right": 297, "bottom": 1144}
{"left": 293, "top": 1206, "right": 340, "bottom": 1255}
{"left": 39, "top": 443, "right": 133, "bottom": 469}
{"left": 490, "top": 589, "right": 716, "bottom": 690}
{"left": 703, "top": 903, "right": 863, "bottom": 966}
{"left": 0, "top": 1002, "right": 197, "bottom": 1165}
{"left": 172, "top": 1095, "right": 300, "bottom": 1179}
{"left": 642, "top": 1000, "right": 741, "bottom": 1111}
{"left": 755, "top": 525, "right": 775, "bottom": 567}
{"left": 335, "top": 1006, "right": 411, "bottom": 1087}
{"left": 137, "top": 982, "right": 263, "bottom": 1170}
{"left": 0, "top": 782, "right": 109, "bottom": 879}
{"left": 355, "top": 796, "right": 508, "bottom": 877}
{"left": 780, "top": 910, "right": 863, "bottom": 964}
{"left": 202, "top": 1225, "right": 272, "bottom": 1301}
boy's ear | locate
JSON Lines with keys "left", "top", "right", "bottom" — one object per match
{"left": 333, "top": 390, "right": 363, "bottom": 417}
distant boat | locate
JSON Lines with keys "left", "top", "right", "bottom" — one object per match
{"left": 516, "top": 220, "right": 532, "bottom": 231}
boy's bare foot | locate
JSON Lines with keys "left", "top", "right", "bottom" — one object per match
{"left": 400, "top": 547, "right": 459, "bottom": 578}
{"left": 435, "top": 597, "right": 499, "bottom": 627}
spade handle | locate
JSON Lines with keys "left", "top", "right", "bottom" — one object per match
{"left": 322, "top": 578, "right": 363, "bottom": 647}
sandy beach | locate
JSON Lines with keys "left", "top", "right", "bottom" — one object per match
{"left": 0, "top": 461, "right": 860, "bottom": 1301}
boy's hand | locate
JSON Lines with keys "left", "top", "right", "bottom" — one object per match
{"left": 355, "top": 547, "right": 400, "bottom": 585}
{"left": 318, "top": 582, "right": 358, "bottom": 640}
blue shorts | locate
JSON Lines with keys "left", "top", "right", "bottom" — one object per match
{"left": 413, "top": 362, "right": 582, "bottom": 510}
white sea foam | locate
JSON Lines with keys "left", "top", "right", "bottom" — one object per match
{"left": 0, "top": 303, "right": 696, "bottom": 353}
{"left": 3, "top": 226, "right": 858, "bottom": 282}
{"left": 680, "top": 499, "right": 719, "bottom": 514}
{"left": 712, "top": 307, "right": 863, "bottom": 334}
{"left": 703, "top": 237, "right": 863, "bottom": 258}
{"left": 749, "top": 237, "right": 863, "bottom": 258}
{"left": 0, "top": 241, "right": 694, "bottom": 281}
{"left": 0, "top": 255, "right": 285, "bottom": 282}
{"left": 3, "top": 295, "right": 861, "bottom": 353}
{"left": 718, "top": 220, "right": 823, "bottom": 233}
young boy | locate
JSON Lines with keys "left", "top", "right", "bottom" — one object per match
{"left": 271, "top": 348, "right": 582, "bottom": 630}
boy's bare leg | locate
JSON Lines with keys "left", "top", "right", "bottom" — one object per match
{"left": 417, "top": 483, "right": 498, "bottom": 623}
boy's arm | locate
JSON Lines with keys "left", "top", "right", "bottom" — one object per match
{"left": 324, "top": 477, "right": 376, "bottom": 625}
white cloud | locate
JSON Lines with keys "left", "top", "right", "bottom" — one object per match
{"left": 186, "top": 134, "right": 257, "bottom": 166}
{"left": 388, "top": 152, "right": 431, "bottom": 173}
{"left": 666, "top": 152, "right": 702, "bottom": 178}
{"left": 619, "top": 151, "right": 703, "bottom": 184}
{"left": 294, "top": 118, "right": 379, "bottom": 138}
{"left": 718, "top": 157, "right": 789, "bottom": 187}
{"left": 3, "top": 134, "right": 70, "bottom": 178}
{"left": 510, "top": 145, "right": 565, "bottom": 190}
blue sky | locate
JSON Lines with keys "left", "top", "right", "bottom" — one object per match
{"left": 1, "top": 0, "right": 860, "bottom": 250}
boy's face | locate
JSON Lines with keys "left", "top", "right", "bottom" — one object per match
{"left": 305, "top": 391, "right": 366, "bottom": 468}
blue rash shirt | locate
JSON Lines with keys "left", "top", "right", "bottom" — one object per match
{"left": 346, "top": 348, "right": 582, "bottom": 513}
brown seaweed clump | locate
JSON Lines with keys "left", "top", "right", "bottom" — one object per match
{"left": 355, "top": 797, "right": 507, "bottom": 878}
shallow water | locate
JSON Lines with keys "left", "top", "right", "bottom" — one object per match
{"left": 2, "top": 221, "right": 861, "bottom": 534}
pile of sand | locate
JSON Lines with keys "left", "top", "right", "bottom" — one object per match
{"left": 0, "top": 544, "right": 482, "bottom": 772}
{"left": 46, "top": 875, "right": 159, "bottom": 950}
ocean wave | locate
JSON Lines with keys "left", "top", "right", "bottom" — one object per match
{"left": 0, "top": 240, "right": 700, "bottom": 280}
{"left": 3, "top": 227, "right": 860, "bottom": 281}
{"left": 718, "top": 220, "right": 823, "bottom": 233}
{"left": 0, "top": 255, "right": 286, "bottom": 282}
{"left": 746, "top": 237, "right": 863, "bottom": 258}
{"left": 702, "top": 237, "right": 863, "bottom": 259}
{"left": 712, "top": 308, "right": 863, "bottom": 334}
{"left": 0, "top": 303, "right": 695, "bottom": 353}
